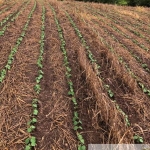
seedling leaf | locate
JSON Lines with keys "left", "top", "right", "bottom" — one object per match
{"left": 33, "top": 109, "right": 38, "bottom": 115}
{"left": 78, "top": 145, "right": 86, "bottom": 150}
{"left": 25, "top": 145, "right": 31, "bottom": 150}
{"left": 30, "top": 136, "right": 36, "bottom": 146}
{"left": 25, "top": 138, "right": 30, "bottom": 145}
{"left": 32, "top": 118, "right": 37, "bottom": 123}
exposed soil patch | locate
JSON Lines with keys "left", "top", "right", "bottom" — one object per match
{"left": 0, "top": 1, "right": 41, "bottom": 149}
{"left": 61, "top": 5, "right": 150, "bottom": 143}
{"left": 34, "top": 6, "right": 76, "bottom": 150}
{"left": 0, "top": 0, "right": 150, "bottom": 149}
{"left": 0, "top": 1, "right": 34, "bottom": 70}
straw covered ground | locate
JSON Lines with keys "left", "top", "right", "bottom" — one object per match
{"left": 0, "top": 0, "right": 150, "bottom": 149}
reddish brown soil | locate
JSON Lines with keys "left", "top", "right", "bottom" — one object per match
{"left": 67, "top": 10, "right": 150, "bottom": 143}
{"left": 88, "top": 2, "right": 150, "bottom": 29}
{"left": 0, "top": 1, "right": 41, "bottom": 149}
{"left": 54, "top": 3, "right": 133, "bottom": 144}
{"left": 0, "top": 0, "right": 150, "bottom": 149}
{"left": 0, "top": 1, "right": 33, "bottom": 70}
{"left": 34, "top": 5, "right": 77, "bottom": 150}
{"left": 0, "top": 1, "right": 24, "bottom": 23}
{"left": 0, "top": 1, "right": 13, "bottom": 10}
{"left": 82, "top": 18, "right": 150, "bottom": 88}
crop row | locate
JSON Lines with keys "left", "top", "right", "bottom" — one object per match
{"left": 94, "top": 5, "right": 150, "bottom": 35}
{"left": 66, "top": 11, "right": 130, "bottom": 126}
{"left": 104, "top": 11, "right": 150, "bottom": 44}
{"left": 78, "top": 9, "right": 150, "bottom": 100}
{"left": 25, "top": 5, "right": 45, "bottom": 150}
{"left": 81, "top": 8, "right": 150, "bottom": 74}
{"left": 111, "top": 25, "right": 149, "bottom": 51}
{"left": 105, "top": 31, "right": 150, "bottom": 105}
{"left": 98, "top": 22, "right": 150, "bottom": 73}
{"left": 82, "top": 8, "right": 150, "bottom": 99}
{"left": 110, "top": 11, "right": 149, "bottom": 30}
{"left": 103, "top": 28, "right": 150, "bottom": 98}
{"left": 0, "top": 0, "right": 30, "bottom": 36}
{"left": 50, "top": 4, "right": 86, "bottom": 150}
{"left": 0, "top": 1, "right": 26, "bottom": 27}
{"left": 70, "top": 5, "right": 150, "bottom": 72}
{"left": 89, "top": 4, "right": 150, "bottom": 29}
{"left": 102, "top": 9, "right": 150, "bottom": 36}
{"left": 0, "top": 1, "right": 36, "bottom": 84}
{"left": 65, "top": 10, "right": 146, "bottom": 143}
{"left": 108, "top": 30, "right": 150, "bottom": 73}
{"left": 86, "top": 7, "right": 149, "bottom": 52}
{"left": 0, "top": 2, "right": 15, "bottom": 15}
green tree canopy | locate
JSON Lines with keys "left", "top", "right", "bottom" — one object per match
{"left": 78, "top": 0, "right": 150, "bottom": 7}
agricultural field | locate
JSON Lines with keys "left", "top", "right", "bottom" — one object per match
{"left": 0, "top": 0, "right": 150, "bottom": 149}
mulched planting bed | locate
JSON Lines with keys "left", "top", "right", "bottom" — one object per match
{"left": 0, "top": 0, "right": 150, "bottom": 149}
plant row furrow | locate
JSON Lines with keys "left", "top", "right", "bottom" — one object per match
{"left": 66, "top": 11, "right": 148, "bottom": 143}
{"left": 81, "top": 9, "right": 150, "bottom": 74}
{"left": 65, "top": 11, "right": 130, "bottom": 128}
{"left": 104, "top": 31, "right": 150, "bottom": 100}
{"left": 0, "top": 0, "right": 30, "bottom": 36}
{"left": 111, "top": 25, "right": 149, "bottom": 51}
{"left": 103, "top": 31, "right": 150, "bottom": 97}
{"left": 25, "top": 5, "right": 45, "bottom": 150}
{"left": 0, "top": 1, "right": 36, "bottom": 84}
{"left": 90, "top": 5, "right": 150, "bottom": 29}
{"left": 104, "top": 28, "right": 150, "bottom": 73}
{"left": 0, "top": 1, "right": 26, "bottom": 27}
{"left": 0, "top": 2, "right": 15, "bottom": 15}
{"left": 105, "top": 11, "right": 150, "bottom": 44}
{"left": 85, "top": 7, "right": 149, "bottom": 52}
{"left": 50, "top": 4, "right": 86, "bottom": 150}
{"left": 103, "top": 9, "right": 150, "bottom": 35}
{"left": 80, "top": 13, "right": 150, "bottom": 102}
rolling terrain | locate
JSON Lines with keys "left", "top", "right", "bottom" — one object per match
{"left": 0, "top": 0, "right": 150, "bottom": 149}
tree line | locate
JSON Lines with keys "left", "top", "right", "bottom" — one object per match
{"left": 78, "top": 0, "right": 150, "bottom": 7}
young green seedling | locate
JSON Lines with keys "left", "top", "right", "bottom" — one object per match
{"left": 50, "top": 4, "right": 86, "bottom": 149}
{"left": 0, "top": 2, "right": 36, "bottom": 84}
{"left": 25, "top": 6, "right": 45, "bottom": 150}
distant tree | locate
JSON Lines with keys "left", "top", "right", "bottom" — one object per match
{"left": 139, "top": 0, "right": 150, "bottom": 6}
{"left": 128, "top": 0, "right": 150, "bottom": 6}
{"left": 77, "top": 0, "right": 150, "bottom": 7}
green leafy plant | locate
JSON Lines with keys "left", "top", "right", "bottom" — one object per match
{"left": 36, "top": 74, "right": 43, "bottom": 83}
{"left": 86, "top": 6, "right": 150, "bottom": 74}
{"left": 78, "top": 145, "right": 86, "bottom": 150}
{"left": 133, "top": 135, "right": 144, "bottom": 143}
{"left": 138, "top": 82, "right": 150, "bottom": 96}
{"left": 50, "top": 4, "right": 86, "bottom": 149}
{"left": 73, "top": 111, "right": 82, "bottom": 130}
{"left": 66, "top": 11, "right": 132, "bottom": 130}
{"left": 0, "top": 1, "right": 36, "bottom": 85}
{"left": 25, "top": 136, "right": 36, "bottom": 150}
{"left": 104, "top": 85, "right": 114, "bottom": 98}
{"left": 88, "top": 6, "right": 150, "bottom": 51}
{"left": 0, "top": 1, "right": 30, "bottom": 36}
{"left": 27, "top": 125, "right": 35, "bottom": 133}
{"left": 24, "top": 3, "right": 45, "bottom": 150}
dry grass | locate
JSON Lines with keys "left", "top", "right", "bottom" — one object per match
{"left": 135, "top": 6, "right": 148, "bottom": 12}
{"left": 59, "top": 0, "right": 150, "bottom": 144}
{"left": 0, "top": 0, "right": 150, "bottom": 149}
{"left": 117, "top": 10, "right": 140, "bottom": 19}
{"left": 0, "top": 0, "right": 4, "bottom": 5}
